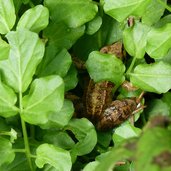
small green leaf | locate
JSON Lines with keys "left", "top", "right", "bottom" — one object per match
{"left": 37, "top": 46, "right": 72, "bottom": 77}
{"left": 86, "top": 51, "right": 125, "bottom": 84}
{"left": 40, "top": 99, "right": 74, "bottom": 129}
{"left": 17, "top": 5, "right": 49, "bottom": 33}
{"left": 35, "top": 143, "right": 72, "bottom": 171}
{"left": 43, "top": 22, "right": 85, "bottom": 49}
{"left": 145, "top": 99, "right": 170, "bottom": 118}
{"left": 0, "top": 29, "right": 45, "bottom": 93}
{"left": 0, "top": 36, "right": 10, "bottom": 60}
{"left": 44, "top": 0, "right": 98, "bottom": 28}
{"left": 83, "top": 161, "right": 100, "bottom": 171}
{"left": 86, "top": 16, "right": 102, "bottom": 35}
{"left": 0, "top": 80, "right": 18, "bottom": 118}
{"left": 113, "top": 123, "right": 141, "bottom": 146}
{"left": 146, "top": 23, "right": 171, "bottom": 58}
{"left": 0, "top": 137, "right": 15, "bottom": 166}
{"left": 22, "top": 76, "right": 64, "bottom": 125}
{"left": 0, "top": 0, "right": 16, "bottom": 34}
{"left": 123, "top": 22, "right": 150, "bottom": 58}
{"left": 66, "top": 118, "right": 97, "bottom": 156}
{"left": 162, "top": 92, "right": 171, "bottom": 115}
{"left": 63, "top": 64, "right": 78, "bottom": 91}
{"left": 135, "top": 127, "right": 171, "bottom": 171}
{"left": 104, "top": 0, "right": 151, "bottom": 22}
{"left": 130, "top": 61, "right": 171, "bottom": 93}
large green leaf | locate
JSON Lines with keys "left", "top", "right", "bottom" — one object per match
{"left": 17, "top": 5, "right": 49, "bottom": 33}
{"left": 146, "top": 23, "right": 171, "bottom": 58}
{"left": 0, "top": 137, "right": 15, "bottom": 166}
{"left": 130, "top": 61, "right": 171, "bottom": 93}
{"left": 142, "top": 0, "right": 166, "bottom": 26}
{"left": 86, "top": 51, "right": 125, "bottom": 84}
{"left": 37, "top": 46, "right": 72, "bottom": 77}
{"left": 0, "top": 80, "right": 18, "bottom": 118}
{"left": 135, "top": 127, "right": 171, "bottom": 171}
{"left": 0, "top": 0, "right": 16, "bottom": 34}
{"left": 0, "top": 29, "right": 45, "bottom": 93}
{"left": 123, "top": 22, "right": 150, "bottom": 58}
{"left": 22, "top": 76, "right": 64, "bottom": 125}
{"left": 66, "top": 118, "right": 97, "bottom": 156}
{"left": 0, "top": 36, "right": 10, "bottom": 60}
{"left": 35, "top": 143, "right": 72, "bottom": 171}
{"left": 104, "top": 0, "right": 151, "bottom": 22}
{"left": 44, "top": 0, "right": 98, "bottom": 28}
{"left": 43, "top": 22, "right": 85, "bottom": 50}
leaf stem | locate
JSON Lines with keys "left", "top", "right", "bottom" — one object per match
{"left": 13, "top": 149, "right": 26, "bottom": 153}
{"left": 19, "top": 91, "right": 34, "bottom": 171}
{"left": 157, "top": 0, "right": 171, "bottom": 12}
{"left": 126, "top": 56, "right": 137, "bottom": 76}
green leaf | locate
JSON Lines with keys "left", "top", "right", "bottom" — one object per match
{"left": 22, "top": 76, "right": 64, "bottom": 125}
{"left": 35, "top": 143, "right": 72, "bottom": 171}
{"left": 142, "top": 0, "right": 166, "bottom": 26}
{"left": 0, "top": 0, "right": 16, "bottom": 34}
{"left": 104, "top": 0, "right": 151, "bottom": 22}
{"left": 113, "top": 123, "right": 141, "bottom": 146}
{"left": 40, "top": 99, "right": 74, "bottom": 129}
{"left": 63, "top": 64, "right": 78, "bottom": 91}
{"left": 0, "top": 36, "right": 10, "bottom": 60}
{"left": 0, "top": 80, "right": 18, "bottom": 118}
{"left": 146, "top": 23, "right": 171, "bottom": 58}
{"left": 44, "top": 0, "right": 98, "bottom": 28}
{"left": 86, "top": 16, "right": 102, "bottom": 35}
{"left": 83, "top": 161, "right": 100, "bottom": 171}
{"left": 86, "top": 51, "right": 125, "bottom": 84}
{"left": 123, "top": 22, "right": 150, "bottom": 58}
{"left": 130, "top": 61, "right": 171, "bottom": 93}
{"left": 135, "top": 127, "right": 171, "bottom": 171}
{"left": 17, "top": 5, "right": 49, "bottom": 33}
{"left": 0, "top": 137, "right": 15, "bottom": 166}
{"left": 43, "top": 22, "right": 85, "bottom": 50}
{"left": 37, "top": 46, "right": 72, "bottom": 77}
{"left": 43, "top": 131, "right": 75, "bottom": 150}
{"left": 66, "top": 118, "right": 97, "bottom": 156}
{"left": 162, "top": 92, "right": 171, "bottom": 116}
{"left": 145, "top": 99, "right": 170, "bottom": 118}
{"left": 0, "top": 29, "right": 45, "bottom": 93}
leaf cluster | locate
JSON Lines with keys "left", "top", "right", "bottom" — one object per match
{"left": 0, "top": 0, "right": 171, "bottom": 171}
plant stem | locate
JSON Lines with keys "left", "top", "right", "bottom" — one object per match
{"left": 157, "top": 0, "right": 171, "bottom": 12}
{"left": 126, "top": 56, "right": 137, "bottom": 76}
{"left": 19, "top": 91, "right": 34, "bottom": 171}
{"left": 13, "top": 149, "right": 26, "bottom": 153}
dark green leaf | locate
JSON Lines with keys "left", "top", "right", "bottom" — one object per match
{"left": 104, "top": 0, "right": 151, "bottom": 22}
{"left": 37, "top": 46, "right": 72, "bottom": 77}
{"left": 86, "top": 51, "right": 125, "bottom": 84}
{"left": 35, "top": 143, "right": 72, "bottom": 171}
{"left": 43, "top": 131, "right": 75, "bottom": 150}
{"left": 43, "top": 22, "right": 85, "bottom": 49}
{"left": 44, "top": 0, "right": 98, "bottom": 28}
{"left": 0, "top": 29, "right": 45, "bottom": 93}
{"left": 0, "top": 137, "right": 15, "bottom": 166}
{"left": 162, "top": 92, "right": 171, "bottom": 116}
{"left": 0, "top": 0, "right": 16, "bottom": 34}
{"left": 40, "top": 99, "right": 74, "bottom": 129}
{"left": 0, "top": 80, "right": 18, "bottom": 118}
{"left": 130, "top": 61, "right": 171, "bottom": 93}
{"left": 22, "top": 76, "right": 64, "bottom": 125}
{"left": 66, "top": 118, "right": 97, "bottom": 156}
{"left": 17, "top": 5, "right": 49, "bottom": 33}
{"left": 146, "top": 23, "right": 171, "bottom": 58}
{"left": 63, "top": 64, "right": 78, "bottom": 91}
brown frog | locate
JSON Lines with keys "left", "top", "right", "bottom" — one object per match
{"left": 70, "top": 42, "right": 144, "bottom": 131}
